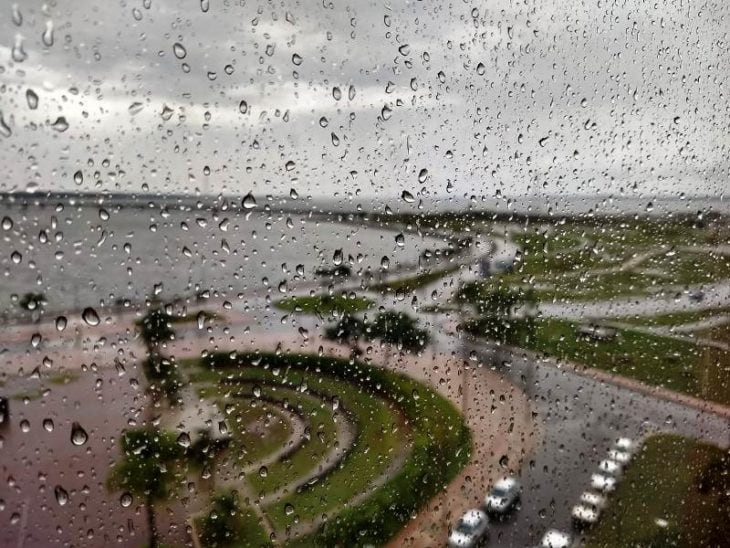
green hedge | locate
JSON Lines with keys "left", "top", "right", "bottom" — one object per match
{"left": 203, "top": 351, "right": 471, "bottom": 546}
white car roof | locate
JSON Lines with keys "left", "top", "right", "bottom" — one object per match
{"left": 580, "top": 491, "right": 606, "bottom": 507}
{"left": 615, "top": 437, "right": 635, "bottom": 449}
{"left": 541, "top": 529, "right": 572, "bottom": 547}
{"left": 599, "top": 459, "right": 621, "bottom": 471}
{"left": 460, "top": 509, "right": 487, "bottom": 526}
{"left": 494, "top": 477, "right": 518, "bottom": 490}
{"left": 571, "top": 504, "right": 599, "bottom": 521}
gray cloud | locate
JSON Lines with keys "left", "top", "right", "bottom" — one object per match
{"left": 0, "top": 0, "right": 727, "bottom": 202}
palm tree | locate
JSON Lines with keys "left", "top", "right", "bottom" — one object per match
{"left": 108, "top": 428, "right": 183, "bottom": 548}
{"left": 137, "top": 307, "right": 180, "bottom": 404}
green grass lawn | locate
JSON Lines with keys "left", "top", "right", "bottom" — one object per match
{"left": 465, "top": 318, "right": 730, "bottom": 405}
{"left": 274, "top": 294, "right": 374, "bottom": 315}
{"left": 197, "top": 386, "right": 294, "bottom": 466}
{"left": 368, "top": 263, "right": 461, "bottom": 293}
{"left": 199, "top": 351, "right": 471, "bottom": 546}
{"left": 585, "top": 434, "right": 730, "bottom": 548}
{"left": 645, "top": 250, "right": 730, "bottom": 286}
{"left": 196, "top": 491, "right": 273, "bottom": 548}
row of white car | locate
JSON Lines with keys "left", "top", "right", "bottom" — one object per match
{"left": 447, "top": 437, "right": 641, "bottom": 548}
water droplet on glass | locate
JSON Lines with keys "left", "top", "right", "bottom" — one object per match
{"left": 285, "top": 160, "right": 295, "bottom": 171}
{"left": 395, "top": 233, "right": 405, "bottom": 247}
{"left": 200, "top": 0, "right": 209, "bottom": 13}
{"left": 128, "top": 102, "right": 144, "bottom": 115}
{"left": 332, "top": 87, "right": 342, "bottom": 100}
{"left": 258, "top": 466, "right": 268, "bottom": 477}
{"left": 476, "top": 62, "right": 486, "bottom": 75}
{"left": 12, "top": 36, "right": 27, "bottom": 62}
{"left": 54, "top": 485, "right": 69, "bottom": 506}
{"left": 55, "top": 316, "right": 67, "bottom": 331}
{"left": 120, "top": 493, "right": 133, "bottom": 507}
{"left": 348, "top": 85, "right": 356, "bottom": 100}
{"left": 31, "top": 333, "right": 41, "bottom": 347}
{"left": 43, "top": 418, "right": 54, "bottom": 432}
{"left": 319, "top": 116, "right": 329, "bottom": 128}
{"left": 401, "top": 190, "right": 415, "bottom": 203}
{"left": 42, "top": 21, "right": 54, "bottom": 47}
{"left": 381, "top": 256, "right": 390, "bottom": 270}
{"left": 253, "top": 385, "right": 262, "bottom": 398}
{"left": 73, "top": 170, "right": 83, "bottom": 185}
{"left": 132, "top": 7, "right": 142, "bottom": 20}
{"left": 242, "top": 192, "right": 257, "bottom": 209}
{"left": 437, "top": 71, "right": 446, "bottom": 83}
{"left": 20, "top": 419, "right": 30, "bottom": 432}
{"left": 172, "top": 42, "right": 187, "bottom": 59}
{"left": 177, "top": 432, "right": 191, "bottom": 448}
{"left": 239, "top": 100, "right": 248, "bottom": 114}
{"left": 333, "top": 249, "right": 343, "bottom": 266}
{"left": 12, "top": 4, "right": 22, "bottom": 25}
{"left": 11, "top": 251, "right": 22, "bottom": 264}
{"left": 381, "top": 105, "right": 392, "bottom": 120}
{"left": 51, "top": 117, "right": 69, "bottom": 132}
{"left": 1, "top": 216, "right": 13, "bottom": 230}
{"left": 285, "top": 503, "right": 295, "bottom": 515}
{"left": 0, "top": 112, "right": 10, "bottom": 138}
{"left": 291, "top": 53, "right": 302, "bottom": 66}
{"left": 70, "top": 422, "right": 88, "bottom": 446}
{"left": 398, "top": 44, "right": 410, "bottom": 56}
{"left": 499, "top": 455, "right": 509, "bottom": 468}
{"left": 26, "top": 89, "right": 39, "bottom": 109}
{"left": 82, "top": 307, "right": 100, "bottom": 326}
{"left": 418, "top": 169, "right": 428, "bottom": 183}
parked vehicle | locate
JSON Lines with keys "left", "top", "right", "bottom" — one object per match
{"left": 590, "top": 472, "right": 617, "bottom": 493}
{"left": 540, "top": 529, "right": 573, "bottom": 548}
{"left": 614, "top": 437, "right": 639, "bottom": 455}
{"left": 571, "top": 491, "right": 606, "bottom": 528}
{"left": 448, "top": 509, "right": 489, "bottom": 547}
{"left": 484, "top": 476, "right": 521, "bottom": 514}
{"left": 597, "top": 458, "right": 624, "bottom": 478}
{"left": 607, "top": 448, "right": 632, "bottom": 465}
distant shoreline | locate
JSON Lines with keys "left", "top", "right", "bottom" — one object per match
{"left": 1, "top": 190, "right": 727, "bottom": 221}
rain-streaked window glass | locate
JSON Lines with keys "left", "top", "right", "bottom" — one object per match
{"left": 1, "top": 1, "right": 728, "bottom": 547}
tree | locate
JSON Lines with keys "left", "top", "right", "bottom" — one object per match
{"left": 458, "top": 286, "right": 538, "bottom": 344}
{"left": 369, "top": 311, "right": 430, "bottom": 353}
{"left": 108, "top": 428, "right": 183, "bottom": 548}
{"left": 137, "top": 307, "right": 180, "bottom": 403}
{"left": 188, "top": 427, "right": 231, "bottom": 492}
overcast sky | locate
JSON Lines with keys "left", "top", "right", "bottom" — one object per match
{"left": 0, "top": 0, "right": 728, "bottom": 205}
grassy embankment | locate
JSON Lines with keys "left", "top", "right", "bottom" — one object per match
{"left": 585, "top": 434, "right": 730, "bottom": 548}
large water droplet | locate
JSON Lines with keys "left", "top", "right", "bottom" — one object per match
{"left": 401, "top": 190, "right": 415, "bottom": 203}
{"left": 120, "top": 493, "right": 133, "bottom": 507}
{"left": 381, "top": 256, "right": 390, "bottom": 270}
{"left": 238, "top": 100, "right": 248, "bottom": 114}
{"left": 43, "top": 418, "right": 54, "bottom": 432}
{"left": 42, "top": 21, "right": 54, "bottom": 47}
{"left": 55, "top": 316, "right": 67, "bottom": 331}
{"left": 70, "top": 422, "right": 88, "bottom": 446}
{"left": 395, "top": 233, "right": 405, "bottom": 247}
{"left": 0, "top": 112, "right": 10, "bottom": 138}
{"left": 285, "top": 160, "right": 296, "bottom": 171}
{"left": 1, "top": 216, "right": 13, "bottom": 230}
{"left": 12, "top": 4, "right": 22, "bottom": 25}
{"left": 381, "top": 105, "right": 392, "bottom": 120}
{"left": 242, "top": 192, "right": 257, "bottom": 209}
{"left": 285, "top": 503, "right": 295, "bottom": 515}
{"left": 128, "top": 102, "right": 144, "bottom": 115}
{"left": 26, "top": 89, "right": 39, "bottom": 109}
{"left": 200, "top": 0, "right": 209, "bottom": 12}
{"left": 398, "top": 44, "right": 410, "bottom": 56}
{"left": 172, "top": 42, "right": 187, "bottom": 59}
{"left": 12, "top": 36, "right": 27, "bottom": 62}
{"left": 160, "top": 105, "right": 174, "bottom": 121}
{"left": 291, "top": 53, "right": 303, "bottom": 66}
{"left": 258, "top": 466, "right": 268, "bottom": 477}
{"left": 82, "top": 307, "right": 100, "bottom": 326}
{"left": 51, "top": 117, "right": 69, "bottom": 132}
{"left": 177, "top": 432, "right": 191, "bottom": 448}
{"left": 333, "top": 249, "right": 343, "bottom": 266}
{"left": 332, "top": 87, "right": 342, "bottom": 100}
{"left": 418, "top": 168, "right": 428, "bottom": 183}
{"left": 54, "top": 485, "right": 69, "bottom": 506}
{"left": 476, "top": 62, "right": 486, "bottom": 75}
